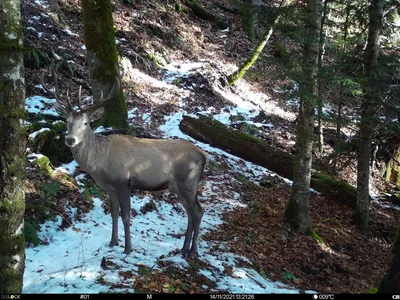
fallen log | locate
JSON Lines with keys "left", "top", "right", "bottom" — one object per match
{"left": 182, "top": 0, "right": 229, "bottom": 29}
{"left": 179, "top": 115, "right": 357, "bottom": 207}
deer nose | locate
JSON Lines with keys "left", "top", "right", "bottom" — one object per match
{"left": 65, "top": 137, "right": 76, "bottom": 147}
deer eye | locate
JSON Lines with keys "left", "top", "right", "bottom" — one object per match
{"left": 84, "top": 122, "right": 88, "bottom": 126}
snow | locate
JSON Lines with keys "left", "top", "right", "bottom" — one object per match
{"left": 29, "top": 127, "right": 50, "bottom": 139}
{"left": 21, "top": 23, "right": 324, "bottom": 291}
{"left": 54, "top": 160, "right": 78, "bottom": 175}
{"left": 25, "top": 95, "right": 58, "bottom": 116}
{"left": 23, "top": 97, "right": 309, "bottom": 293}
{"left": 93, "top": 126, "right": 113, "bottom": 134}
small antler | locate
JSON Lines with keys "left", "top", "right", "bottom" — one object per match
{"left": 40, "top": 60, "right": 74, "bottom": 111}
{"left": 78, "top": 85, "right": 83, "bottom": 111}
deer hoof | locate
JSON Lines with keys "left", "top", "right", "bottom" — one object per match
{"left": 188, "top": 250, "right": 199, "bottom": 259}
{"left": 109, "top": 241, "right": 119, "bottom": 247}
{"left": 123, "top": 248, "right": 132, "bottom": 254}
{"left": 180, "top": 249, "right": 190, "bottom": 258}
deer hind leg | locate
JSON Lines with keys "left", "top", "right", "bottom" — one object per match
{"left": 176, "top": 187, "right": 203, "bottom": 258}
{"left": 189, "top": 195, "right": 204, "bottom": 257}
{"left": 179, "top": 200, "right": 194, "bottom": 257}
{"left": 118, "top": 187, "right": 132, "bottom": 254}
{"left": 109, "top": 191, "right": 120, "bottom": 247}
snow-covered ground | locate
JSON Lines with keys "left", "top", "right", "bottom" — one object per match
{"left": 21, "top": 0, "right": 320, "bottom": 292}
{"left": 23, "top": 58, "right": 320, "bottom": 293}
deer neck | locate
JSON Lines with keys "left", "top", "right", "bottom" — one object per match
{"left": 71, "top": 128, "right": 109, "bottom": 174}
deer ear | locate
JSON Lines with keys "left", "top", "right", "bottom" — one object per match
{"left": 54, "top": 102, "right": 69, "bottom": 118}
{"left": 90, "top": 107, "right": 105, "bottom": 121}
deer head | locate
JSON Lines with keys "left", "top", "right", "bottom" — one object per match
{"left": 40, "top": 62, "right": 120, "bottom": 148}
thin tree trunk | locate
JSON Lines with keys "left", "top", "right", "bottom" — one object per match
{"left": 316, "top": 0, "right": 330, "bottom": 154}
{"left": 0, "top": 0, "right": 26, "bottom": 293}
{"left": 336, "top": 100, "right": 342, "bottom": 144}
{"left": 335, "top": 4, "right": 350, "bottom": 148}
{"left": 81, "top": 0, "right": 128, "bottom": 129}
{"left": 355, "top": 0, "right": 384, "bottom": 235}
{"left": 227, "top": 0, "right": 290, "bottom": 86}
{"left": 251, "top": 0, "right": 262, "bottom": 39}
{"left": 378, "top": 226, "right": 400, "bottom": 292}
{"left": 284, "top": 0, "right": 321, "bottom": 234}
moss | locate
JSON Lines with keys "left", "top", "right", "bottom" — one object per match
{"left": 227, "top": 31, "right": 270, "bottom": 86}
{"left": 32, "top": 156, "right": 53, "bottom": 175}
{"left": 24, "top": 221, "right": 41, "bottom": 247}
{"left": 81, "top": 0, "right": 128, "bottom": 129}
{"left": 6, "top": 157, "right": 25, "bottom": 179}
{"left": 51, "top": 121, "right": 67, "bottom": 133}
{"left": 26, "top": 122, "right": 43, "bottom": 133}
{"left": 311, "top": 172, "right": 357, "bottom": 207}
{"left": 175, "top": 1, "right": 183, "bottom": 12}
{"left": 0, "top": 2, "right": 27, "bottom": 293}
{"left": 309, "top": 227, "right": 324, "bottom": 244}
{"left": 0, "top": 1, "right": 24, "bottom": 52}
{"left": 9, "top": 108, "right": 27, "bottom": 119}
{"left": 31, "top": 129, "right": 72, "bottom": 166}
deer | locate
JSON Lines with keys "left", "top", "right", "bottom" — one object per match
{"left": 40, "top": 64, "right": 208, "bottom": 258}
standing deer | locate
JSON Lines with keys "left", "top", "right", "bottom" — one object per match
{"left": 40, "top": 65, "right": 207, "bottom": 257}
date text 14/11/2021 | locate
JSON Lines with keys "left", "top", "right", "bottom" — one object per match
{"left": 210, "top": 295, "right": 255, "bottom": 300}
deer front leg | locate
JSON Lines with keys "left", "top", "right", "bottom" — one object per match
{"left": 109, "top": 191, "right": 120, "bottom": 247}
{"left": 118, "top": 187, "right": 132, "bottom": 254}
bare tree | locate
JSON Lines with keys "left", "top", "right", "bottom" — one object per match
{"left": 0, "top": 0, "right": 26, "bottom": 293}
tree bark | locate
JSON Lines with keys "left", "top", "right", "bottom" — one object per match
{"left": 284, "top": 0, "right": 321, "bottom": 234}
{"left": 251, "top": 0, "right": 262, "bottom": 40}
{"left": 227, "top": 0, "right": 291, "bottom": 86}
{"left": 335, "top": 4, "right": 350, "bottom": 149}
{"left": 0, "top": 0, "right": 26, "bottom": 293}
{"left": 81, "top": 0, "right": 128, "bottom": 129}
{"left": 316, "top": 0, "right": 330, "bottom": 154}
{"left": 179, "top": 116, "right": 358, "bottom": 207}
{"left": 378, "top": 226, "right": 400, "bottom": 293}
{"left": 355, "top": 0, "right": 384, "bottom": 235}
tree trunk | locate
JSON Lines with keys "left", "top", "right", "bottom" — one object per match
{"left": 316, "top": 0, "right": 330, "bottom": 154}
{"left": 0, "top": 0, "right": 26, "bottom": 293}
{"left": 355, "top": 0, "right": 384, "bottom": 235}
{"left": 385, "top": 145, "right": 400, "bottom": 186}
{"left": 284, "top": 0, "right": 321, "bottom": 234}
{"left": 179, "top": 116, "right": 358, "bottom": 207}
{"left": 227, "top": 0, "right": 291, "bottom": 86}
{"left": 251, "top": 0, "right": 262, "bottom": 40}
{"left": 335, "top": 4, "right": 350, "bottom": 149}
{"left": 378, "top": 227, "right": 400, "bottom": 293}
{"left": 81, "top": 0, "right": 128, "bottom": 129}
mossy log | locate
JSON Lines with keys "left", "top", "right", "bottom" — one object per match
{"left": 179, "top": 115, "right": 358, "bottom": 207}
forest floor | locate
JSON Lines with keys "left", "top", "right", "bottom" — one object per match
{"left": 21, "top": 0, "right": 400, "bottom": 294}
